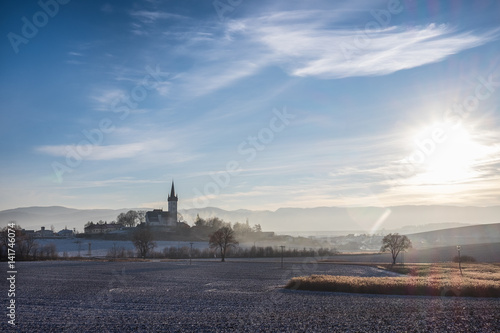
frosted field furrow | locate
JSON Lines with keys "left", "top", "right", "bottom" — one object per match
{"left": 2, "top": 260, "right": 500, "bottom": 332}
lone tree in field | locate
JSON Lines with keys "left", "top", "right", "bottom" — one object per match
{"left": 380, "top": 233, "right": 412, "bottom": 265}
{"left": 132, "top": 225, "right": 156, "bottom": 258}
{"left": 209, "top": 226, "right": 238, "bottom": 262}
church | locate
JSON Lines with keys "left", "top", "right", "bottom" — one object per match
{"left": 145, "top": 181, "right": 179, "bottom": 228}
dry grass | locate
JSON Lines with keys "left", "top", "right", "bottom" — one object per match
{"left": 285, "top": 263, "right": 500, "bottom": 297}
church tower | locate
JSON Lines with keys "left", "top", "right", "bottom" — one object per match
{"left": 167, "top": 180, "right": 178, "bottom": 225}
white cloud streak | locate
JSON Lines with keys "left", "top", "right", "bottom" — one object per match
{"left": 37, "top": 143, "right": 149, "bottom": 160}
{"left": 231, "top": 13, "right": 499, "bottom": 79}
{"left": 167, "top": 10, "right": 498, "bottom": 97}
{"left": 130, "top": 10, "right": 188, "bottom": 23}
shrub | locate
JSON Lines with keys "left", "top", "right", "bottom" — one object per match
{"left": 106, "top": 245, "right": 129, "bottom": 258}
{"left": 38, "top": 244, "right": 58, "bottom": 260}
{"left": 453, "top": 255, "right": 476, "bottom": 263}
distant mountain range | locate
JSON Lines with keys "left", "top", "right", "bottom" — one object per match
{"left": 1, "top": 205, "right": 499, "bottom": 235}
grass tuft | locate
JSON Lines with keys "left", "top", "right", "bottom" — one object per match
{"left": 284, "top": 263, "right": 500, "bottom": 297}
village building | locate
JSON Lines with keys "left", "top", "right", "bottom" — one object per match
{"left": 57, "top": 228, "right": 74, "bottom": 238}
{"left": 145, "top": 181, "right": 179, "bottom": 228}
{"left": 35, "top": 226, "right": 55, "bottom": 238}
{"left": 84, "top": 222, "right": 123, "bottom": 234}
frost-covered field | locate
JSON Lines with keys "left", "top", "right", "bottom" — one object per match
{"left": 35, "top": 238, "right": 209, "bottom": 257}
{"left": 2, "top": 260, "right": 500, "bottom": 332}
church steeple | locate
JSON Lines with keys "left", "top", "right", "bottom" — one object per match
{"left": 167, "top": 180, "right": 178, "bottom": 224}
{"left": 168, "top": 180, "right": 178, "bottom": 202}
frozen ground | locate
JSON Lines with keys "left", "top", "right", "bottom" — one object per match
{"left": 35, "top": 238, "right": 209, "bottom": 257}
{"left": 35, "top": 238, "right": 333, "bottom": 258}
{"left": 2, "top": 260, "right": 500, "bottom": 332}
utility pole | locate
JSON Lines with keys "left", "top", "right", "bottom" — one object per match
{"left": 76, "top": 240, "right": 82, "bottom": 257}
{"left": 280, "top": 245, "right": 285, "bottom": 269}
{"left": 189, "top": 242, "right": 193, "bottom": 265}
{"left": 457, "top": 245, "right": 462, "bottom": 276}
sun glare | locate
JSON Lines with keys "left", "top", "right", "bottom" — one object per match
{"left": 408, "top": 124, "right": 489, "bottom": 184}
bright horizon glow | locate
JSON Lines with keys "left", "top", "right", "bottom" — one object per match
{"left": 0, "top": 0, "right": 500, "bottom": 214}
{"left": 409, "top": 124, "right": 492, "bottom": 185}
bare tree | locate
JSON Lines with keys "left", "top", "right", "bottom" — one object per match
{"left": 209, "top": 226, "right": 238, "bottom": 262}
{"left": 136, "top": 210, "right": 146, "bottom": 224}
{"left": 40, "top": 243, "right": 58, "bottom": 259}
{"left": 132, "top": 225, "right": 156, "bottom": 258}
{"left": 17, "top": 231, "right": 37, "bottom": 259}
{"left": 118, "top": 210, "right": 140, "bottom": 227}
{"left": 206, "top": 217, "right": 226, "bottom": 229}
{"left": 194, "top": 214, "right": 206, "bottom": 227}
{"left": 233, "top": 222, "right": 252, "bottom": 236}
{"left": 380, "top": 233, "right": 412, "bottom": 265}
{"left": 0, "top": 224, "right": 38, "bottom": 260}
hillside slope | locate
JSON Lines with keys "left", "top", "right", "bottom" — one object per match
{"left": 408, "top": 223, "right": 500, "bottom": 248}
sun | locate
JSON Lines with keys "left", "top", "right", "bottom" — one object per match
{"left": 409, "top": 123, "right": 488, "bottom": 184}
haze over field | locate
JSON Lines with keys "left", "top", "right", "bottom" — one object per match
{"left": 1, "top": 1, "right": 500, "bottom": 230}
{"left": 1, "top": 205, "right": 499, "bottom": 235}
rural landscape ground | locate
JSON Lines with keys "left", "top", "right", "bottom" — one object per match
{"left": 2, "top": 0, "right": 500, "bottom": 331}
{"left": 2, "top": 259, "right": 500, "bottom": 332}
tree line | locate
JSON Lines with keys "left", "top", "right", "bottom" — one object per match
{"left": 107, "top": 244, "right": 339, "bottom": 260}
{"left": 130, "top": 216, "right": 263, "bottom": 260}
{"left": 1, "top": 219, "right": 414, "bottom": 264}
{"left": 0, "top": 225, "right": 58, "bottom": 260}
{"left": 84, "top": 210, "right": 146, "bottom": 229}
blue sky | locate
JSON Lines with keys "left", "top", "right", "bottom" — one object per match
{"left": 1, "top": 0, "right": 499, "bottom": 211}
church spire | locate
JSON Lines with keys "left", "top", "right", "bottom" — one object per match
{"left": 168, "top": 180, "right": 178, "bottom": 202}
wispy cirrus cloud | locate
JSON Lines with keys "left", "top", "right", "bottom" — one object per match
{"left": 176, "top": 60, "right": 264, "bottom": 97}
{"left": 227, "top": 12, "right": 499, "bottom": 79}
{"left": 37, "top": 143, "right": 149, "bottom": 161}
{"left": 35, "top": 120, "right": 202, "bottom": 166}
{"left": 168, "top": 10, "right": 499, "bottom": 98}
{"left": 130, "top": 10, "right": 188, "bottom": 23}
{"left": 91, "top": 89, "right": 126, "bottom": 111}
{"left": 129, "top": 9, "right": 190, "bottom": 36}
{"left": 117, "top": 7, "right": 499, "bottom": 100}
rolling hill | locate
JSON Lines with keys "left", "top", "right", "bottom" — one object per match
{"left": 408, "top": 223, "right": 500, "bottom": 248}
